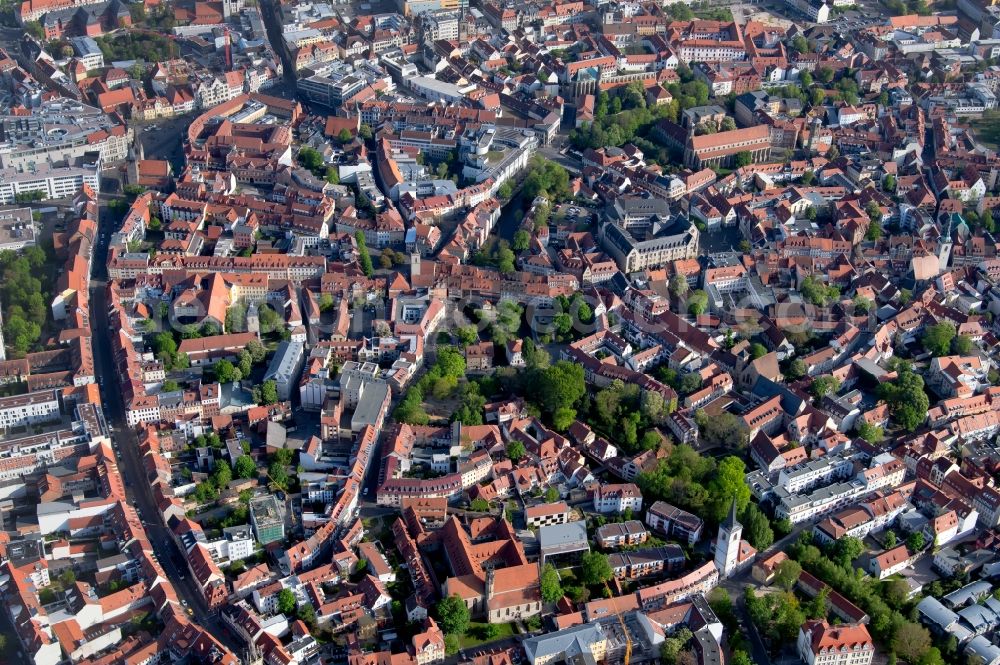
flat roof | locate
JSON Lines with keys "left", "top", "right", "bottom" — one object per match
{"left": 539, "top": 521, "right": 589, "bottom": 550}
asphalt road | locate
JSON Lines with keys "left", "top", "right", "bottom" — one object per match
{"left": 89, "top": 206, "right": 243, "bottom": 655}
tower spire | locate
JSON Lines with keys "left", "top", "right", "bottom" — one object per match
{"left": 714, "top": 498, "right": 743, "bottom": 579}
{"left": 723, "top": 497, "right": 738, "bottom": 530}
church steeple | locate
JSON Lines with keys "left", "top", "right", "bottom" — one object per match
{"left": 714, "top": 499, "right": 743, "bottom": 579}
{"left": 723, "top": 498, "right": 738, "bottom": 530}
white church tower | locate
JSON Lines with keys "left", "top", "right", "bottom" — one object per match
{"left": 714, "top": 499, "right": 743, "bottom": 578}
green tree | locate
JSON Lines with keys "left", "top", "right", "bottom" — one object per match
{"left": 812, "top": 375, "right": 841, "bottom": 400}
{"left": 661, "top": 628, "right": 693, "bottom": 665}
{"left": 800, "top": 275, "right": 840, "bottom": 307}
{"left": 506, "top": 440, "right": 526, "bottom": 463}
{"left": 856, "top": 421, "right": 884, "bottom": 443}
{"left": 272, "top": 448, "right": 293, "bottom": 467}
{"left": 212, "top": 460, "right": 232, "bottom": 490}
{"left": 338, "top": 128, "right": 353, "bottom": 144}
{"left": 260, "top": 380, "right": 279, "bottom": 405}
{"left": 708, "top": 588, "right": 735, "bottom": 625}
{"left": 708, "top": 457, "right": 751, "bottom": 522}
{"left": 892, "top": 622, "right": 931, "bottom": 664}
{"left": 455, "top": 325, "right": 478, "bottom": 347}
{"left": 687, "top": 290, "right": 709, "bottom": 316}
{"left": 878, "top": 368, "right": 929, "bottom": 432}
{"left": 983, "top": 209, "right": 995, "bottom": 233}
{"left": 865, "top": 201, "right": 882, "bottom": 224}
{"left": 355, "top": 231, "right": 374, "bottom": 277}
{"left": 297, "top": 602, "right": 317, "bottom": 628}
{"left": 247, "top": 338, "right": 266, "bottom": 363}
{"left": 225, "top": 303, "right": 247, "bottom": 332}
{"left": 215, "top": 359, "right": 237, "bottom": 383}
{"left": 193, "top": 481, "right": 218, "bottom": 503}
{"left": 580, "top": 551, "right": 613, "bottom": 586}
{"left": 641, "top": 390, "right": 670, "bottom": 424}
{"left": 907, "top": 531, "right": 925, "bottom": 551}
{"left": 436, "top": 346, "right": 466, "bottom": 377}
{"left": 921, "top": 322, "right": 956, "bottom": 356}
{"left": 497, "top": 181, "right": 513, "bottom": 200}
{"left": 268, "top": 461, "right": 289, "bottom": 489}
{"left": 699, "top": 412, "right": 749, "bottom": 449}
{"left": 734, "top": 151, "right": 753, "bottom": 168}
{"left": 786, "top": 359, "right": 807, "bottom": 380}
{"left": 395, "top": 393, "right": 429, "bottom": 425}
{"left": 277, "top": 588, "right": 297, "bottom": 615}
{"left": 741, "top": 503, "right": 774, "bottom": 549}
{"left": 749, "top": 342, "right": 767, "bottom": 359}
{"left": 552, "top": 407, "right": 576, "bottom": 431}
{"left": 26, "top": 21, "right": 46, "bottom": 39}
{"left": 151, "top": 331, "right": 177, "bottom": 358}
{"left": 257, "top": 304, "right": 282, "bottom": 335}
{"left": 884, "top": 531, "right": 897, "bottom": 549}
{"left": 641, "top": 430, "right": 662, "bottom": 451}
{"left": 773, "top": 559, "right": 802, "bottom": 591}
{"left": 666, "top": 2, "right": 693, "bottom": 18}
{"left": 679, "top": 372, "right": 702, "bottom": 395}
{"left": 919, "top": 648, "right": 944, "bottom": 665}
{"left": 436, "top": 594, "right": 471, "bottom": 635}
{"left": 238, "top": 350, "right": 252, "bottom": 377}
{"left": 521, "top": 156, "right": 571, "bottom": 202}
{"left": 497, "top": 246, "right": 516, "bottom": 274}
{"left": 669, "top": 274, "right": 689, "bottom": 298}
{"left": 951, "top": 335, "right": 974, "bottom": 355}
{"left": 883, "top": 578, "right": 910, "bottom": 609}
{"left": 297, "top": 147, "right": 324, "bottom": 174}
{"left": 470, "top": 498, "right": 490, "bottom": 512}
{"left": 540, "top": 563, "right": 562, "bottom": 603}
{"left": 512, "top": 229, "right": 531, "bottom": 252}
{"left": 545, "top": 486, "right": 560, "bottom": 503}
{"left": 833, "top": 536, "right": 864, "bottom": 566}
{"left": 866, "top": 208, "right": 884, "bottom": 243}
{"left": 620, "top": 412, "right": 641, "bottom": 451}
{"left": 454, "top": 382, "right": 487, "bottom": 425}
{"left": 359, "top": 124, "right": 373, "bottom": 140}
{"left": 234, "top": 455, "right": 256, "bottom": 479}
{"left": 531, "top": 361, "right": 586, "bottom": 414}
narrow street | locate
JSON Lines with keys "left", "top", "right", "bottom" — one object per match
{"left": 89, "top": 205, "right": 244, "bottom": 656}
{"left": 257, "top": 0, "right": 297, "bottom": 83}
